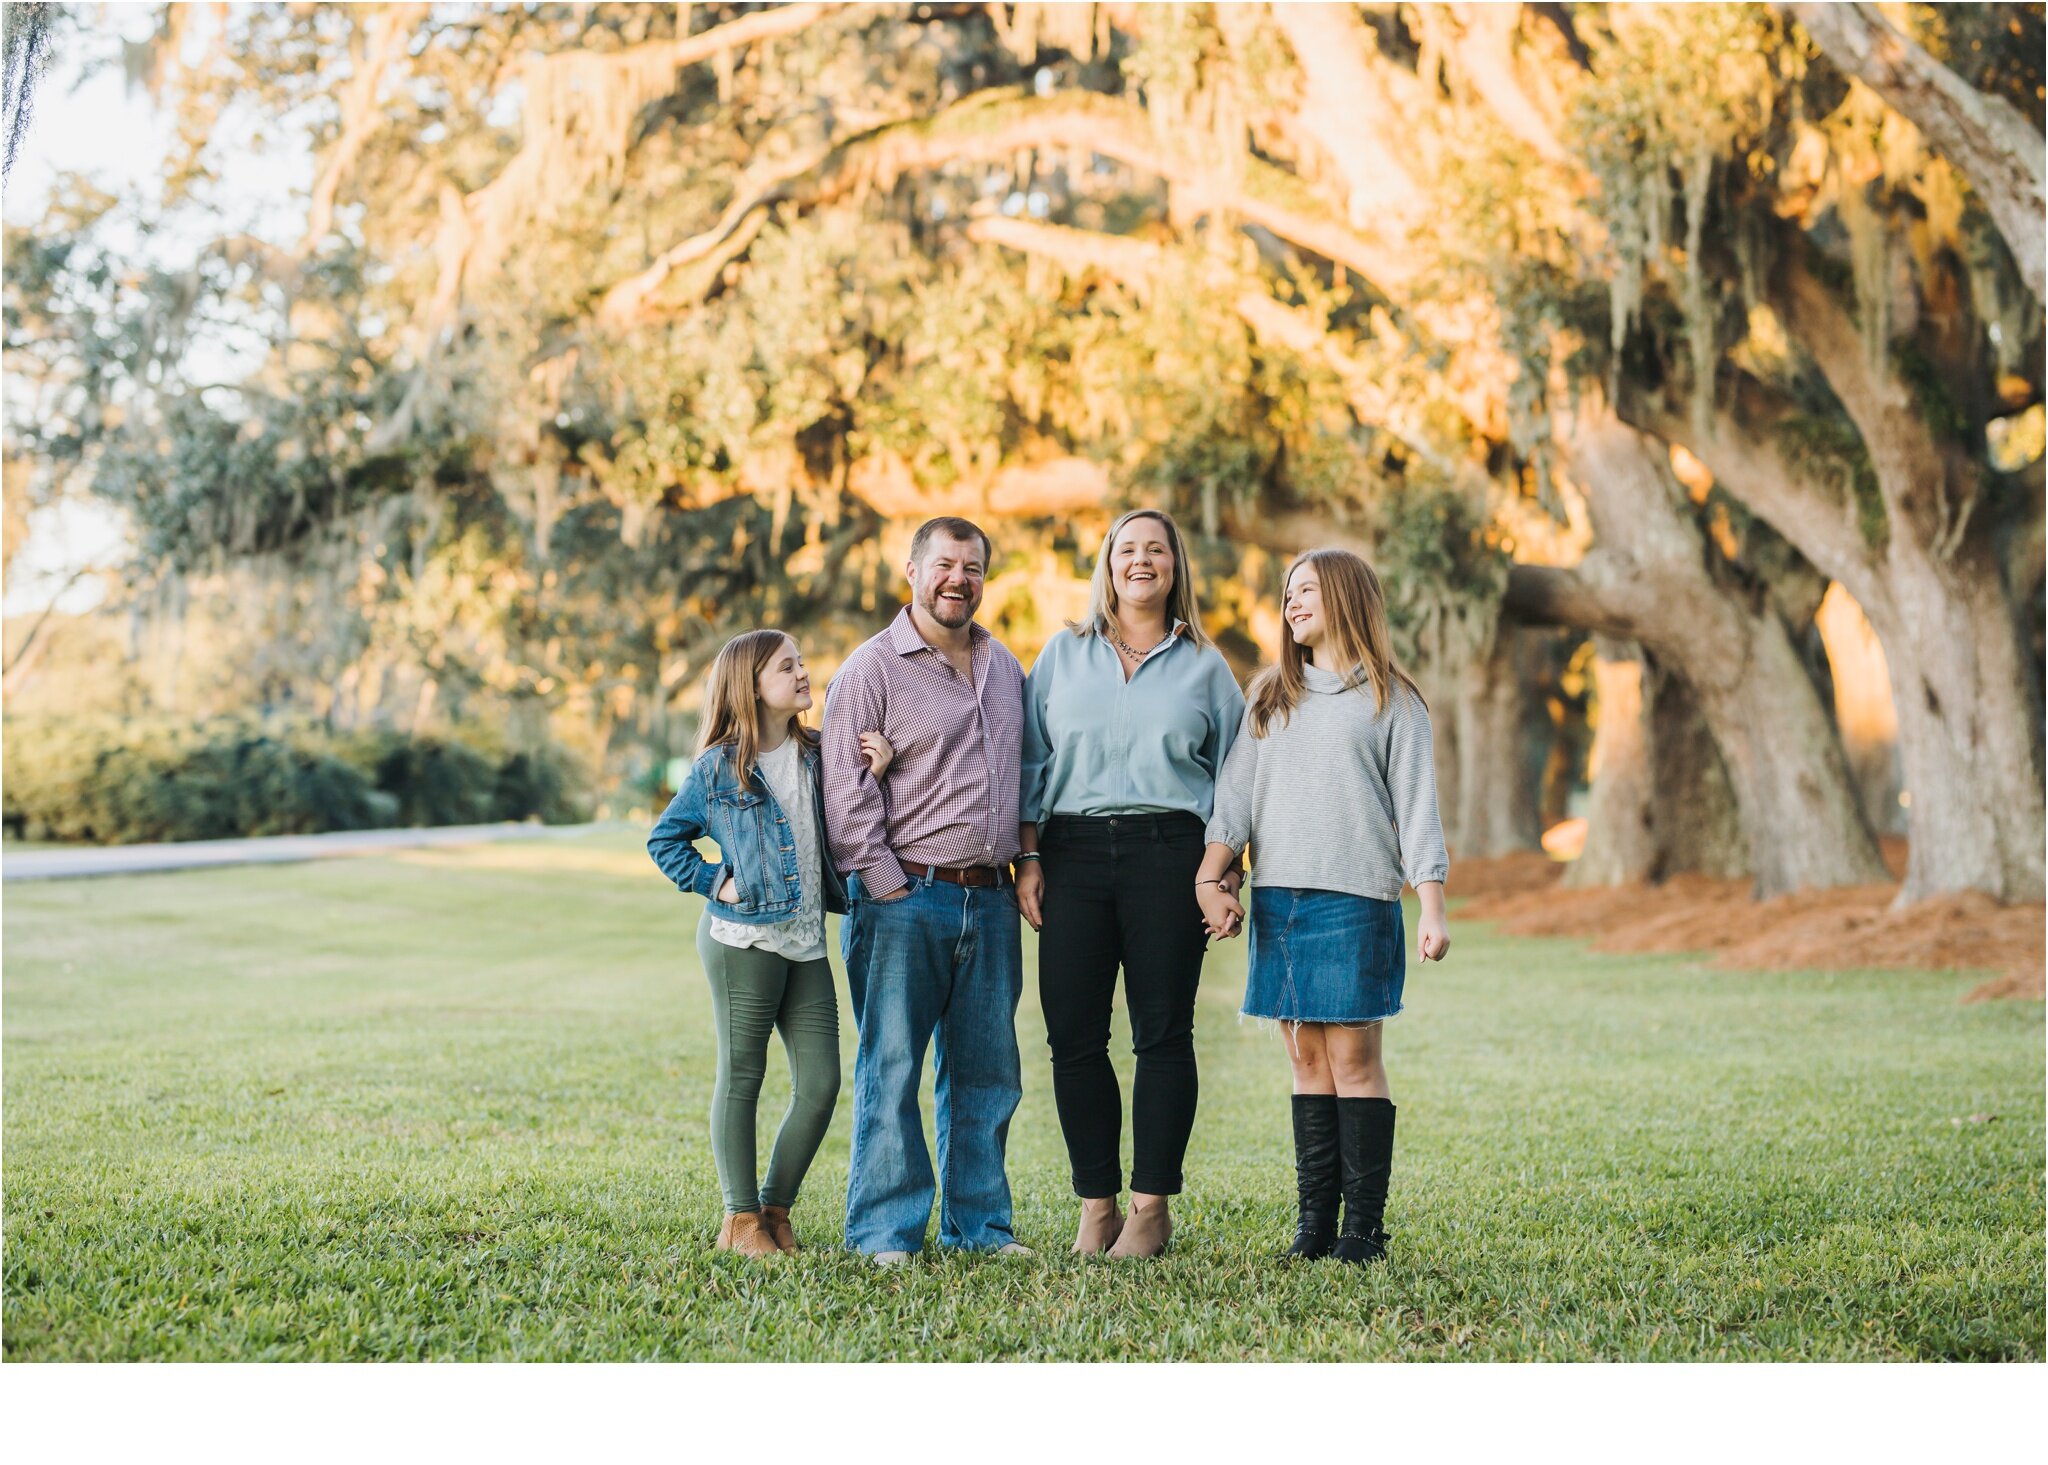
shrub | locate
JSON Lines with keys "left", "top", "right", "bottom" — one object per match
{"left": 2, "top": 718, "right": 387, "bottom": 845}
{"left": 492, "top": 746, "right": 595, "bottom": 824}
{"left": 367, "top": 734, "right": 500, "bottom": 828}
{"left": 3, "top": 717, "right": 592, "bottom": 845}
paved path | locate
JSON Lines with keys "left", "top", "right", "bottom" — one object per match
{"left": 2, "top": 822, "right": 612, "bottom": 882}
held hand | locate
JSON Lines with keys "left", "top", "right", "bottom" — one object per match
{"left": 1196, "top": 882, "right": 1244, "bottom": 940}
{"left": 1014, "top": 860, "right": 1045, "bottom": 932}
{"left": 1220, "top": 867, "right": 1244, "bottom": 899}
{"left": 858, "top": 730, "right": 895, "bottom": 778}
{"left": 1417, "top": 912, "right": 1450, "bottom": 962}
{"left": 717, "top": 871, "right": 739, "bottom": 903}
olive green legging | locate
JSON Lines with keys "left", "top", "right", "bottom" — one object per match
{"left": 696, "top": 921, "right": 842, "bottom": 1214}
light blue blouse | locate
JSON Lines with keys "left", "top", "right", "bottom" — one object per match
{"left": 1021, "top": 623, "right": 1247, "bottom": 824}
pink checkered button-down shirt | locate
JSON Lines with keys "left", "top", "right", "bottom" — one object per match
{"left": 821, "top": 606, "right": 1025, "bottom": 895}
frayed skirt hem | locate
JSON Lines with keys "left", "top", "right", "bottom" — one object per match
{"left": 1236, "top": 1004, "right": 1404, "bottom": 1030}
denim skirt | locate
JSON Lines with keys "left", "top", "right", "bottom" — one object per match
{"left": 1243, "top": 886, "right": 1406, "bottom": 1024}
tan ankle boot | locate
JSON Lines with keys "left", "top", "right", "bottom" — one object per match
{"left": 1072, "top": 1201, "right": 1124, "bottom": 1255}
{"left": 715, "top": 1210, "right": 780, "bottom": 1259}
{"left": 760, "top": 1204, "right": 799, "bottom": 1253}
{"left": 1107, "top": 1199, "right": 1172, "bottom": 1259}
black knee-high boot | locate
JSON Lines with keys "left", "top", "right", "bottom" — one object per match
{"left": 1282, "top": 1094, "right": 1341, "bottom": 1259}
{"left": 1332, "top": 1097, "right": 1395, "bottom": 1264}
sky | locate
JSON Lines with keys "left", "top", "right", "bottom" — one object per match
{"left": 3, "top": 1, "right": 313, "bottom": 616}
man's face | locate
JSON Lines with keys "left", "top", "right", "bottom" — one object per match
{"left": 908, "top": 533, "right": 987, "bottom": 629}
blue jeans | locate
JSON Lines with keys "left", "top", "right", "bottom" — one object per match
{"left": 841, "top": 871, "right": 1024, "bottom": 1254}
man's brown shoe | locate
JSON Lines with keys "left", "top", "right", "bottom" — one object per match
{"left": 715, "top": 1210, "right": 780, "bottom": 1259}
{"left": 760, "top": 1204, "right": 799, "bottom": 1253}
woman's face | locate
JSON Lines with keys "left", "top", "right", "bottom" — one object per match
{"left": 1110, "top": 517, "right": 1175, "bottom": 614}
{"left": 756, "top": 637, "right": 813, "bottom": 716}
{"left": 1283, "top": 564, "right": 1326, "bottom": 648}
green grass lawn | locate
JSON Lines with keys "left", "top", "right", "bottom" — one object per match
{"left": 4, "top": 830, "right": 2040, "bottom": 1361}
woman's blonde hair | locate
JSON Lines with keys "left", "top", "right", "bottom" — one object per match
{"left": 698, "top": 629, "right": 817, "bottom": 775}
{"left": 1071, "top": 507, "right": 1212, "bottom": 649}
{"left": 1247, "top": 548, "right": 1421, "bottom": 737}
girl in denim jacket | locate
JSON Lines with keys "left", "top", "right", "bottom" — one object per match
{"left": 648, "top": 629, "right": 890, "bottom": 1259}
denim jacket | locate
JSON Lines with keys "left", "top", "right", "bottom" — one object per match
{"left": 646, "top": 740, "right": 849, "bottom": 925}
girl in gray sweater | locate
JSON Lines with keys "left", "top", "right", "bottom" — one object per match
{"left": 1196, "top": 548, "right": 1450, "bottom": 1265}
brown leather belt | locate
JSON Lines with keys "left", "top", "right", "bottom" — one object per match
{"left": 899, "top": 859, "right": 1012, "bottom": 889}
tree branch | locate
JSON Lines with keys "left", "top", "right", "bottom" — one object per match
{"left": 1784, "top": 1, "right": 2045, "bottom": 300}
{"left": 1625, "top": 380, "right": 1885, "bottom": 613}
{"left": 1445, "top": 3, "right": 1571, "bottom": 165}
{"left": 379, "top": 2, "right": 869, "bottom": 446}
{"left": 1265, "top": 1, "right": 1431, "bottom": 233}
{"left": 596, "top": 87, "right": 1415, "bottom": 327}
{"left": 964, "top": 214, "right": 1483, "bottom": 483}
{"left": 299, "top": 3, "right": 428, "bottom": 259}
{"left": 2, "top": 562, "right": 102, "bottom": 700}
{"left": 1774, "top": 249, "right": 1973, "bottom": 554}
{"left": 1502, "top": 560, "right": 1634, "bottom": 635}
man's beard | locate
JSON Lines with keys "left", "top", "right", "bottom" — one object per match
{"left": 920, "top": 583, "right": 979, "bottom": 627}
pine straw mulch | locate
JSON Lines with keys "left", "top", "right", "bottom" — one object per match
{"left": 1449, "top": 841, "right": 2045, "bottom": 1003}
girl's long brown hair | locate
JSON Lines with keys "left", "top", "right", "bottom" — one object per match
{"left": 1247, "top": 548, "right": 1421, "bottom": 737}
{"left": 698, "top": 629, "right": 818, "bottom": 776}
{"left": 1071, "top": 507, "right": 1213, "bottom": 649}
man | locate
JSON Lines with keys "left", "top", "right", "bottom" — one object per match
{"left": 822, "top": 516, "right": 1032, "bottom": 1264}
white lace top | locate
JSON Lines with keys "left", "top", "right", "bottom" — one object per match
{"left": 707, "top": 738, "right": 828, "bottom": 963}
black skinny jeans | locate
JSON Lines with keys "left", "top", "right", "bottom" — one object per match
{"left": 1037, "top": 811, "right": 1210, "bottom": 1198}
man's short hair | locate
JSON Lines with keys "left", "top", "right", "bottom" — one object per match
{"left": 909, "top": 516, "right": 993, "bottom": 570}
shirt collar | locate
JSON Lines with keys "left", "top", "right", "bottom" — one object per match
{"left": 890, "top": 603, "right": 987, "bottom": 657}
{"left": 1092, "top": 616, "right": 1189, "bottom": 638}
{"left": 1111, "top": 618, "right": 1189, "bottom": 662}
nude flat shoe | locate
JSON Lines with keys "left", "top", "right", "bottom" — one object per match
{"left": 1107, "top": 1201, "right": 1172, "bottom": 1259}
{"left": 1072, "top": 1201, "right": 1125, "bottom": 1255}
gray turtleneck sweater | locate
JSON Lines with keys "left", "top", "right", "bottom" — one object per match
{"left": 1205, "top": 662, "right": 1449, "bottom": 900}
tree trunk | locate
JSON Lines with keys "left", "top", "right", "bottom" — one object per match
{"left": 1870, "top": 534, "right": 2045, "bottom": 901}
{"left": 1635, "top": 387, "right": 2045, "bottom": 903}
{"left": 1774, "top": 262, "right": 2047, "bottom": 901}
{"left": 1567, "top": 637, "right": 1658, "bottom": 887}
{"left": 1509, "top": 398, "right": 1888, "bottom": 895}
{"left": 1642, "top": 652, "right": 1750, "bottom": 881}
{"left": 1654, "top": 643, "right": 1802, "bottom": 881}
{"left": 1414, "top": 657, "right": 1466, "bottom": 859}
{"left": 1453, "top": 622, "right": 1544, "bottom": 858}
{"left": 1568, "top": 637, "right": 1749, "bottom": 887}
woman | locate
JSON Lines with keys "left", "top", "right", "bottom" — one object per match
{"left": 1017, "top": 508, "right": 1245, "bottom": 1258}
{"left": 1195, "top": 549, "right": 1449, "bottom": 1265}
{"left": 646, "top": 629, "right": 890, "bottom": 1259}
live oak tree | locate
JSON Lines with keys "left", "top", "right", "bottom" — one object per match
{"left": 1578, "top": 3, "right": 2046, "bottom": 903}
{"left": 6, "top": 2, "right": 2039, "bottom": 903}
